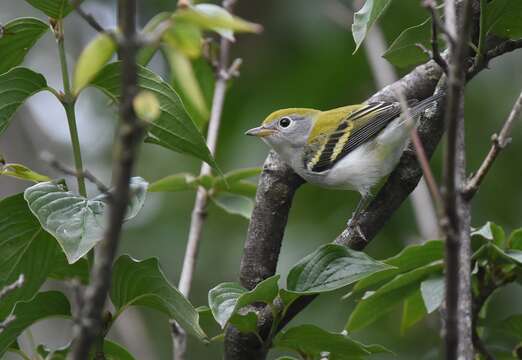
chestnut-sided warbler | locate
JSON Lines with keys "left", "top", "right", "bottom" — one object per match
{"left": 246, "top": 93, "right": 443, "bottom": 236}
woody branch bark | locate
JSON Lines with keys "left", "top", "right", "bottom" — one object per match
{"left": 70, "top": 0, "right": 143, "bottom": 358}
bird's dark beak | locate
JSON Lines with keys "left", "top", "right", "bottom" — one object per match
{"left": 245, "top": 126, "right": 275, "bottom": 137}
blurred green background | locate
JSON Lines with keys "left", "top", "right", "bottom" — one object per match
{"left": 1, "top": 0, "right": 521, "bottom": 359}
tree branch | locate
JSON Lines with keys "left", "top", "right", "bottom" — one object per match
{"left": 70, "top": 0, "right": 143, "bottom": 358}
{"left": 70, "top": 0, "right": 106, "bottom": 33}
{"left": 173, "top": 1, "right": 243, "bottom": 359}
{"left": 442, "top": 0, "right": 474, "bottom": 358}
{"left": 224, "top": 22, "right": 520, "bottom": 360}
{"left": 464, "top": 89, "right": 522, "bottom": 199}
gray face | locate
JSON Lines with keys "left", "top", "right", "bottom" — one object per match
{"left": 263, "top": 115, "right": 313, "bottom": 151}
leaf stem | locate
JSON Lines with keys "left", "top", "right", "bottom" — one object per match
{"left": 474, "top": 0, "right": 487, "bottom": 70}
{"left": 56, "top": 21, "right": 87, "bottom": 197}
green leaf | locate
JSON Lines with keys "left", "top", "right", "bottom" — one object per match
{"left": 174, "top": 4, "right": 262, "bottom": 41}
{"left": 73, "top": 32, "right": 116, "bottom": 96}
{"left": 286, "top": 244, "right": 392, "bottom": 294}
{"left": 420, "top": 275, "right": 445, "bottom": 314}
{"left": 352, "top": 0, "right": 392, "bottom": 53}
{"left": 24, "top": 177, "right": 148, "bottom": 263}
{"left": 473, "top": 242, "right": 522, "bottom": 265}
{"left": 508, "top": 228, "right": 522, "bottom": 250}
{"left": 489, "top": 0, "right": 522, "bottom": 39}
{"left": 165, "top": 47, "right": 209, "bottom": 128}
{"left": 383, "top": 18, "right": 433, "bottom": 68}
{"left": 0, "top": 291, "right": 70, "bottom": 356}
{"left": 492, "top": 314, "right": 522, "bottom": 339}
{"left": 148, "top": 173, "right": 199, "bottom": 192}
{"left": 211, "top": 194, "right": 254, "bottom": 219}
{"left": 208, "top": 275, "right": 279, "bottom": 328}
{"left": 472, "top": 221, "right": 505, "bottom": 247}
{"left": 222, "top": 167, "right": 262, "bottom": 183}
{"left": 229, "top": 312, "right": 258, "bottom": 334}
{"left": 36, "top": 339, "right": 135, "bottom": 360}
{"left": 346, "top": 262, "right": 442, "bottom": 332}
{"left": 24, "top": 0, "right": 79, "bottom": 19}
{"left": 0, "top": 67, "right": 48, "bottom": 135}
{"left": 0, "top": 18, "right": 48, "bottom": 75}
{"left": 0, "top": 194, "right": 62, "bottom": 319}
{"left": 0, "top": 163, "right": 50, "bottom": 182}
{"left": 163, "top": 21, "right": 203, "bottom": 59}
{"left": 274, "top": 324, "right": 372, "bottom": 359}
{"left": 90, "top": 62, "right": 219, "bottom": 170}
{"left": 401, "top": 289, "right": 426, "bottom": 333}
{"left": 48, "top": 257, "right": 89, "bottom": 284}
{"left": 352, "top": 240, "right": 443, "bottom": 295}
{"left": 110, "top": 255, "right": 207, "bottom": 340}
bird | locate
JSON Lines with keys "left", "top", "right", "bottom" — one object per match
{"left": 245, "top": 92, "right": 443, "bottom": 239}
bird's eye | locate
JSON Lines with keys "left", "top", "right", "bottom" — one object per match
{"left": 279, "top": 117, "right": 292, "bottom": 128}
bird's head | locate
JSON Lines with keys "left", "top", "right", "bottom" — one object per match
{"left": 245, "top": 108, "right": 321, "bottom": 151}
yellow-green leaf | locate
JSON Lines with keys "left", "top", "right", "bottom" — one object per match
{"left": 73, "top": 32, "right": 116, "bottom": 96}
{"left": 165, "top": 47, "right": 209, "bottom": 128}
{"left": 133, "top": 91, "right": 161, "bottom": 123}
{"left": 163, "top": 21, "right": 203, "bottom": 58}
{"left": 174, "top": 4, "right": 262, "bottom": 39}
{"left": 0, "top": 163, "right": 50, "bottom": 183}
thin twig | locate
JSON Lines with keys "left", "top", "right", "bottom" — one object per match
{"left": 464, "top": 90, "right": 522, "bottom": 199}
{"left": 422, "top": 0, "right": 449, "bottom": 73}
{"left": 172, "top": 1, "right": 242, "bottom": 359}
{"left": 467, "top": 39, "right": 522, "bottom": 78}
{"left": 0, "top": 274, "right": 24, "bottom": 300}
{"left": 424, "top": 0, "right": 456, "bottom": 47}
{"left": 70, "top": 0, "right": 106, "bottom": 33}
{"left": 42, "top": 152, "right": 111, "bottom": 196}
{"left": 395, "top": 90, "right": 446, "bottom": 220}
{"left": 70, "top": 0, "right": 143, "bottom": 358}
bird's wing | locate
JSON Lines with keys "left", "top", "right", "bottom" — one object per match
{"left": 303, "top": 101, "right": 402, "bottom": 173}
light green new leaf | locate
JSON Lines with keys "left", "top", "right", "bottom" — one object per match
{"left": 346, "top": 262, "right": 442, "bottom": 332}
{"left": 0, "top": 18, "right": 48, "bottom": 75}
{"left": 286, "top": 244, "right": 392, "bottom": 294}
{"left": 73, "top": 32, "right": 116, "bottom": 96}
{"left": 174, "top": 4, "right": 262, "bottom": 41}
{"left": 222, "top": 167, "right": 262, "bottom": 183}
{"left": 0, "top": 291, "right": 70, "bottom": 356}
{"left": 37, "top": 339, "right": 135, "bottom": 360}
{"left": 401, "top": 289, "right": 426, "bottom": 333}
{"left": 508, "top": 228, "right": 522, "bottom": 250}
{"left": 90, "top": 62, "right": 218, "bottom": 170}
{"left": 274, "top": 324, "right": 381, "bottom": 359}
{"left": 165, "top": 47, "right": 209, "bottom": 128}
{"left": 352, "top": 240, "right": 443, "bottom": 295}
{"left": 110, "top": 255, "right": 207, "bottom": 340}
{"left": 0, "top": 163, "right": 50, "bottom": 182}
{"left": 133, "top": 91, "right": 161, "bottom": 123}
{"left": 148, "top": 173, "right": 199, "bottom": 192}
{"left": 473, "top": 242, "right": 522, "bottom": 265}
{"left": 163, "top": 21, "right": 203, "bottom": 59}
{"left": 208, "top": 275, "right": 279, "bottom": 328}
{"left": 24, "top": 177, "right": 148, "bottom": 263}
{"left": 0, "top": 194, "right": 62, "bottom": 319}
{"left": 352, "top": 0, "right": 392, "bottom": 53}
{"left": 383, "top": 18, "right": 432, "bottom": 68}
{"left": 138, "top": 12, "right": 172, "bottom": 66}
{"left": 211, "top": 194, "right": 254, "bottom": 219}
{"left": 24, "top": 0, "right": 79, "bottom": 19}
{"left": 420, "top": 275, "right": 445, "bottom": 314}
{"left": 0, "top": 67, "right": 48, "bottom": 135}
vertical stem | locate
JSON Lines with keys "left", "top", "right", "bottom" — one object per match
{"left": 57, "top": 23, "right": 87, "bottom": 197}
{"left": 70, "top": 0, "right": 142, "bottom": 358}
{"left": 443, "top": 0, "right": 473, "bottom": 358}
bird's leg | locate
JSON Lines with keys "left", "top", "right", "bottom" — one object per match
{"left": 347, "top": 194, "right": 372, "bottom": 242}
